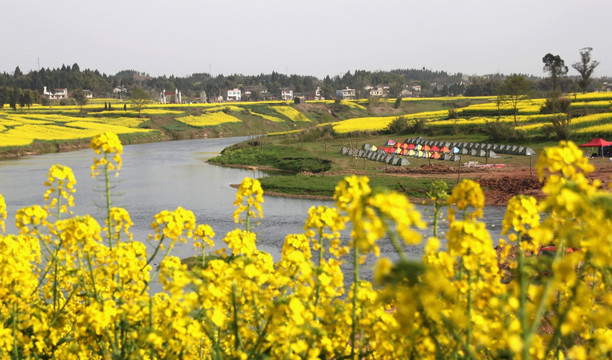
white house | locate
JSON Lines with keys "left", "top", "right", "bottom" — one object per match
{"left": 335, "top": 88, "right": 356, "bottom": 100}
{"left": 43, "top": 86, "right": 68, "bottom": 99}
{"left": 280, "top": 88, "right": 293, "bottom": 100}
{"left": 307, "top": 87, "right": 324, "bottom": 100}
{"left": 366, "top": 86, "right": 385, "bottom": 97}
{"left": 227, "top": 88, "right": 241, "bottom": 101}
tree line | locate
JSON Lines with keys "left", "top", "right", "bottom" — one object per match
{"left": 0, "top": 48, "right": 605, "bottom": 104}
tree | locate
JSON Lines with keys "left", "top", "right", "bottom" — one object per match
{"left": 18, "top": 89, "right": 35, "bottom": 110}
{"left": 572, "top": 47, "right": 600, "bottom": 93}
{"left": 72, "top": 89, "right": 87, "bottom": 112}
{"left": 499, "top": 74, "right": 533, "bottom": 125}
{"left": 10, "top": 87, "right": 20, "bottom": 111}
{"left": 129, "top": 87, "right": 149, "bottom": 116}
{"left": 542, "top": 53, "right": 568, "bottom": 93}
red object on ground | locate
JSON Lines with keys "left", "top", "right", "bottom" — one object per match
{"left": 578, "top": 138, "right": 612, "bottom": 147}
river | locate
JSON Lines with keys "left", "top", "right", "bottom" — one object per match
{"left": 0, "top": 136, "right": 507, "bottom": 286}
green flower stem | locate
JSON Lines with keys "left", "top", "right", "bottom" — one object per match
{"left": 526, "top": 245, "right": 565, "bottom": 353}
{"left": 104, "top": 153, "right": 114, "bottom": 248}
{"left": 517, "top": 239, "right": 530, "bottom": 360}
{"left": 231, "top": 284, "right": 244, "bottom": 350}
{"left": 350, "top": 245, "right": 360, "bottom": 359}
{"left": 433, "top": 206, "right": 441, "bottom": 238}
{"left": 382, "top": 217, "right": 408, "bottom": 262}
{"left": 12, "top": 292, "right": 18, "bottom": 360}
{"left": 245, "top": 204, "right": 251, "bottom": 232}
{"left": 55, "top": 188, "right": 62, "bottom": 221}
{"left": 314, "top": 229, "right": 324, "bottom": 308}
{"left": 149, "top": 298, "right": 155, "bottom": 360}
{"left": 466, "top": 253, "right": 473, "bottom": 354}
{"left": 144, "top": 235, "right": 166, "bottom": 270}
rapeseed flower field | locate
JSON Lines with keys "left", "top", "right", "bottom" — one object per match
{"left": 1, "top": 134, "right": 611, "bottom": 359}
{"left": 175, "top": 112, "right": 242, "bottom": 127}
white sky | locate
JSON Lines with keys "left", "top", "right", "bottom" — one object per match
{"left": 2, "top": 0, "right": 611, "bottom": 79}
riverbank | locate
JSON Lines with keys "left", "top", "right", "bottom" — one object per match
{"left": 213, "top": 135, "right": 612, "bottom": 206}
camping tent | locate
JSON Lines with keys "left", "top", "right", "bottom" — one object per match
{"left": 430, "top": 145, "right": 440, "bottom": 152}
{"left": 579, "top": 138, "right": 612, "bottom": 158}
{"left": 385, "top": 139, "right": 396, "bottom": 146}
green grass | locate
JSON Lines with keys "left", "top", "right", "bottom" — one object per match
{"left": 259, "top": 174, "right": 449, "bottom": 199}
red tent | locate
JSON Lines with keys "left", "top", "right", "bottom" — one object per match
{"left": 430, "top": 145, "right": 440, "bottom": 152}
{"left": 579, "top": 138, "right": 612, "bottom": 158}
{"left": 422, "top": 144, "right": 431, "bottom": 151}
{"left": 407, "top": 144, "right": 416, "bottom": 150}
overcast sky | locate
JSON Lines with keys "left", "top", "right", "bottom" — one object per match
{"left": 2, "top": 0, "right": 611, "bottom": 80}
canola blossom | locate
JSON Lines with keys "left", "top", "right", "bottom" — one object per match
{"left": 2, "top": 135, "right": 612, "bottom": 359}
{"left": 250, "top": 111, "right": 285, "bottom": 123}
{"left": 331, "top": 116, "right": 396, "bottom": 133}
{"left": 271, "top": 106, "right": 311, "bottom": 122}
{"left": 175, "top": 112, "right": 242, "bottom": 127}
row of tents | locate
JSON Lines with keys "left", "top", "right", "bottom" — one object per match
{"left": 339, "top": 137, "right": 538, "bottom": 166}
{"left": 381, "top": 137, "right": 537, "bottom": 157}
{"left": 363, "top": 142, "right": 499, "bottom": 159}
{"left": 340, "top": 145, "right": 462, "bottom": 165}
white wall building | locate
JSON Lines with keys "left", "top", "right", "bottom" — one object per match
{"left": 280, "top": 88, "right": 293, "bottom": 100}
{"left": 335, "top": 88, "right": 356, "bottom": 100}
{"left": 227, "top": 88, "right": 241, "bottom": 101}
{"left": 43, "top": 86, "right": 68, "bottom": 99}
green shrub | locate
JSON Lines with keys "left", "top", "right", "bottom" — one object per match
{"left": 542, "top": 114, "right": 572, "bottom": 140}
{"left": 386, "top": 116, "right": 426, "bottom": 135}
{"left": 540, "top": 97, "right": 571, "bottom": 114}
{"left": 483, "top": 121, "right": 526, "bottom": 142}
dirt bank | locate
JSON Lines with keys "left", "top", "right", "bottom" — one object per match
{"left": 384, "top": 159, "right": 612, "bottom": 206}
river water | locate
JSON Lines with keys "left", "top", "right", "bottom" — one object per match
{"left": 0, "top": 136, "right": 507, "bottom": 286}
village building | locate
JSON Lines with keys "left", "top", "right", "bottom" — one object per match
{"left": 160, "top": 89, "right": 182, "bottom": 104}
{"left": 307, "top": 87, "right": 324, "bottom": 100}
{"left": 280, "top": 88, "right": 293, "bottom": 100}
{"left": 364, "top": 85, "right": 386, "bottom": 97}
{"left": 43, "top": 86, "right": 68, "bottom": 99}
{"left": 335, "top": 87, "right": 356, "bottom": 100}
{"left": 242, "top": 85, "right": 268, "bottom": 101}
{"left": 227, "top": 88, "right": 242, "bottom": 101}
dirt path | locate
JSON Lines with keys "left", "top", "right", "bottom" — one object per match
{"left": 382, "top": 158, "right": 612, "bottom": 206}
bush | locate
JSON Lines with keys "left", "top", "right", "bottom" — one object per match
{"left": 393, "top": 97, "right": 402, "bottom": 109}
{"left": 540, "top": 96, "right": 571, "bottom": 114}
{"left": 386, "top": 116, "right": 426, "bottom": 135}
{"left": 59, "top": 98, "right": 76, "bottom": 106}
{"left": 386, "top": 116, "right": 410, "bottom": 134}
{"left": 542, "top": 114, "right": 572, "bottom": 140}
{"left": 483, "top": 121, "right": 526, "bottom": 142}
